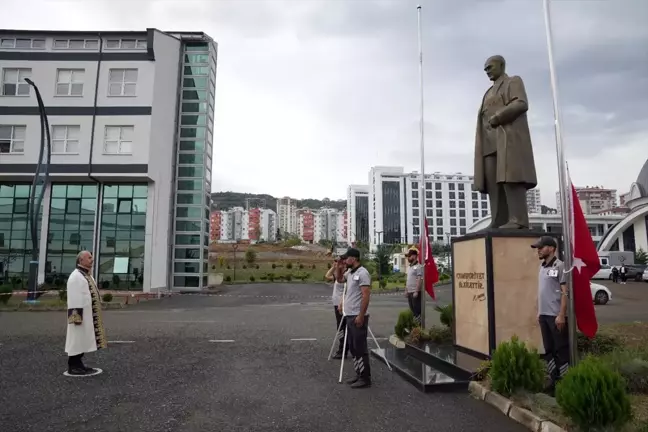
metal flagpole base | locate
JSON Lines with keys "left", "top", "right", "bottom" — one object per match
{"left": 327, "top": 315, "right": 346, "bottom": 361}
{"left": 368, "top": 326, "right": 392, "bottom": 371}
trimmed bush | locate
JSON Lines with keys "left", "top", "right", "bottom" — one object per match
{"left": 249, "top": 275, "right": 255, "bottom": 282}
{"left": 285, "top": 274, "right": 292, "bottom": 282}
{"left": 556, "top": 356, "right": 632, "bottom": 431}
{"left": 102, "top": 293, "right": 113, "bottom": 302}
{"left": 434, "top": 303, "right": 453, "bottom": 328}
{"left": 426, "top": 325, "right": 452, "bottom": 344}
{"left": 489, "top": 336, "right": 545, "bottom": 397}
{"left": 577, "top": 332, "right": 621, "bottom": 356}
{"left": 379, "top": 279, "right": 387, "bottom": 289}
{"left": 394, "top": 309, "right": 416, "bottom": 339}
{"left": 225, "top": 275, "right": 232, "bottom": 282}
{"left": 286, "top": 262, "right": 293, "bottom": 269}
{"left": 600, "top": 349, "right": 648, "bottom": 394}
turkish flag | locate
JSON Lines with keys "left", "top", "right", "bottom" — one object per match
{"left": 419, "top": 218, "right": 439, "bottom": 300}
{"left": 568, "top": 177, "right": 599, "bottom": 338}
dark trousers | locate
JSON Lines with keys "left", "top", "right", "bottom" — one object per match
{"left": 68, "top": 353, "right": 85, "bottom": 369}
{"left": 612, "top": 273, "right": 618, "bottom": 283}
{"left": 407, "top": 292, "right": 422, "bottom": 325}
{"left": 346, "top": 315, "right": 371, "bottom": 380}
{"left": 539, "top": 314, "right": 570, "bottom": 383}
{"left": 334, "top": 306, "right": 349, "bottom": 354}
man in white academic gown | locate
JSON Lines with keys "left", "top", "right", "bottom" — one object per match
{"left": 65, "top": 251, "right": 107, "bottom": 376}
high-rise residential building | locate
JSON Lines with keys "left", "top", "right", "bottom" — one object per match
{"left": 276, "top": 196, "right": 297, "bottom": 235}
{"left": 347, "top": 184, "right": 369, "bottom": 244}
{"left": 210, "top": 211, "right": 222, "bottom": 241}
{"left": 214, "top": 207, "right": 276, "bottom": 242}
{"left": 556, "top": 186, "right": 618, "bottom": 215}
{"left": 313, "top": 208, "right": 346, "bottom": 244}
{"left": 296, "top": 208, "right": 315, "bottom": 243}
{"left": 526, "top": 188, "right": 542, "bottom": 214}
{"left": 365, "top": 167, "right": 491, "bottom": 249}
{"left": 0, "top": 29, "right": 216, "bottom": 292}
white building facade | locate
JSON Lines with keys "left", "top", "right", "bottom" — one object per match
{"left": 366, "top": 166, "right": 490, "bottom": 250}
{"left": 526, "top": 188, "right": 542, "bottom": 214}
{"left": 0, "top": 29, "right": 216, "bottom": 292}
{"left": 313, "top": 208, "right": 346, "bottom": 244}
{"left": 276, "top": 196, "right": 297, "bottom": 235}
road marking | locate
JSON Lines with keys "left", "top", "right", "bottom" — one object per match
{"left": 209, "top": 339, "right": 235, "bottom": 343}
{"left": 108, "top": 340, "right": 135, "bottom": 344}
{"left": 291, "top": 338, "right": 317, "bottom": 341}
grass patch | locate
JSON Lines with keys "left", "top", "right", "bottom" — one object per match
{"left": 211, "top": 261, "right": 330, "bottom": 283}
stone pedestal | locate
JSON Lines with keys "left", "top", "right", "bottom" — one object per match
{"left": 451, "top": 230, "right": 560, "bottom": 358}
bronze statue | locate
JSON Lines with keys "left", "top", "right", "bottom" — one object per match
{"left": 473, "top": 55, "right": 538, "bottom": 230}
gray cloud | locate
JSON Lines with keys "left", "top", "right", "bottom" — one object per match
{"left": 1, "top": 0, "right": 645, "bottom": 207}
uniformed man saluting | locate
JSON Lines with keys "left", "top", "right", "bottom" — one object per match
{"left": 531, "top": 236, "right": 569, "bottom": 394}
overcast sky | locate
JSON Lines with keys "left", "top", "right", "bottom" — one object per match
{"left": 2, "top": 0, "right": 646, "bottom": 207}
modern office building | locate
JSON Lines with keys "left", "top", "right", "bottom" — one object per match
{"left": 346, "top": 184, "right": 369, "bottom": 244}
{"left": 365, "top": 166, "right": 490, "bottom": 249}
{"left": 0, "top": 28, "right": 217, "bottom": 292}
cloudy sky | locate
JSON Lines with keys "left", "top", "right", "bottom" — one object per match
{"left": 2, "top": 0, "right": 646, "bottom": 207}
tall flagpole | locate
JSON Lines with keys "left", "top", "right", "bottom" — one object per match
{"left": 542, "top": 0, "right": 577, "bottom": 365}
{"left": 417, "top": 4, "right": 427, "bottom": 329}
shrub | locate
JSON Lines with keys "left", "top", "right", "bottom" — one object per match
{"left": 489, "top": 336, "right": 545, "bottom": 397}
{"left": 394, "top": 309, "right": 416, "bottom": 339}
{"left": 426, "top": 325, "right": 453, "bottom": 344}
{"left": 272, "top": 263, "right": 276, "bottom": 269}
{"left": 256, "top": 265, "right": 260, "bottom": 270}
{"left": 58, "top": 289, "right": 67, "bottom": 301}
{"left": 226, "top": 265, "right": 231, "bottom": 269}
{"left": 102, "top": 293, "right": 113, "bottom": 302}
{"left": 285, "top": 274, "right": 292, "bottom": 282}
{"left": 474, "top": 360, "right": 492, "bottom": 381}
{"left": 211, "top": 265, "right": 216, "bottom": 270}
{"left": 259, "top": 275, "right": 267, "bottom": 281}
{"left": 242, "top": 265, "right": 247, "bottom": 269}
{"left": 0, "top": 285, "right": 12, "bottom": 305}
{"left": 286, "top": 262, "right": 293, "bottom": 269}
{"left": 434, "top": 303, "right": 453, "bottom": 328}
{"left": 379, "top": 279, "right": 387, "bottom": 289}
{"left": 406, "top": 327, "right": 423, "bottom": 345}
{"left": 312, "top": 264, "right": 316, "bottom": 269}
{"left": 600, "top": 349, "right": 648, "bottom": 394}
{"left": 249, "top": 275, "right": 255, "bottom": 282}
{"left": 225, "top": 275, "right": 232, "bottom": 282}
{"left": 267, "top": 273, "right": 275, "bottom": 282}
{"left": 312, "top": 264, "right": 316, "bottom": 270}
{"left": 577, "top": 332, "right": 621, "bottom": 355}
{"left": 556, "top": 356, "right": 632, "bottom": 431}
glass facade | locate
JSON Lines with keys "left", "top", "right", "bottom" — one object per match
{"left": 46, "top": 184, "right": 97, "bottom": 282}
{"left": 0, "top": 183, "right": 40, "bottom": 288}
{"left": 382, "top": 181, "right": 402, "bottom": 244}
{"left": 355, "top": 195, "right": 369, "bottom": 243}
{"left": 98, "top": 184, "right": 147, "bottom": 290}
{"left": 172, "top": 40, "right": 215, "bottom": 289}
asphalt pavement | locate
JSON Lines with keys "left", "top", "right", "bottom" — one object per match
{"left": 0, "top": 283, "right": 526, "bottom": 432}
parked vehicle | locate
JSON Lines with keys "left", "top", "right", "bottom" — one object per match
{"left": 643, "top": 267, "right": 648, "bottom": 282}
{"left": 599, "top": 251, "right": 635, "bottom": 267}
{"left": 592, "top": 265, "right": 612, "bottom": 280}
{"left": 626, "top": 264, "right": 647, "bottom": 281}
{"left": 591, "top": 282, "right": 612, "bottom": 305}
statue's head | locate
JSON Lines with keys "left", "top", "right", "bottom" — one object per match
{"left": 484, "top": 55, "right": 506, "bottom": 82}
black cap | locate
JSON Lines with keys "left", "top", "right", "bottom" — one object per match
{"left": 344, "top": 248, "right": 361, "bottom": 259}
{"left": 531, "top": 236, "right": 557, "bottom": 249}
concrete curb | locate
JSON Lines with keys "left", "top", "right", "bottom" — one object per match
{"left": 468, "top": 382, "right": 566, "bottom": 432}
{"left": 389, "top": 334, "right": 406, "bottom": 349}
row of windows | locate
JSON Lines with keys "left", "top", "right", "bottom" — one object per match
{"left": 0, "top": 66, "right": 214, "bottom": 98}
{"left": 412, "top": 190, "right": 488, "bottom": 202}
{"left": 0, "top": 124, "right": 212, "bottom": 158}
{"left": 411, "top": 181, "right": 479, "bottom": 192}
{"left": 0, "top": 37, "right": 148, "bottom": 51}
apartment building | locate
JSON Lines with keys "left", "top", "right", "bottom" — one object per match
{"left": 313, "top": 208, "right": 347, "bottom": 244}
{"left": 556, "top": 186, "right": 618, "bottom": 214}
{"left": 214, "top": 207, "right": 276, "bottom": 242}
{"left": 365, "top": 167, "right": 491, "bottom": 249}
{"left": 347, "top": 184, "right": 369, "bottom": 244}
{"left": 296, "top": 208, "right": 315, "bottom": 243}
{"left": 0, "top": 29, "right": 216, "bottom": 292}
{"left": 526, "top": 188, "right": 542, "bottom": 214}
{"left": 276, "top": 196, "right": 297, "bottom": 235}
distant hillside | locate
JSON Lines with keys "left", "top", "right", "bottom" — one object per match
{"left": 211, "top": 191, "right": 346, "bottom": 211}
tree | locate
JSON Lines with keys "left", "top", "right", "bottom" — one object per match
{"left": 636, "top": 248, "right": 648, "bottom": 265}
{"left": 276, "top": 228, "right": 282, "bottom": 242}
{"left": 373, "top": 244, "right": 394, "bottom": 279}
{"left": 244, "top": 248, "right": 257, "bottom": 265}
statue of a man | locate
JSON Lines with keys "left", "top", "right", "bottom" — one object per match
{"left": 473, "top": 55, "right": 538, "bottom": 229}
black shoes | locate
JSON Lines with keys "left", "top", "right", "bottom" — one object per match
{"left": 67, "top": 365, "right": 99, "bottom": 376}
{"left": 345, "top": 375, "right": 372, "bottom": 388}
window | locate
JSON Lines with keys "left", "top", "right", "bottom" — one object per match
{"left": 108, "top": 69, "right": 138, "bottom": 96}
{"left": 52, "top": 125, "right": 80, "bottom": 153}
{"left": 0, "top": 38, "right": 45, "bottom": 49}
{"left": 105, "top": 39, "right": 147, "bottom": 50}
{"left": 458, "top": 184, "right": 464, "bottom": 190}
{"left": 53, "top": 39, "right": 99, "bottom": 50}
{"left": 436, "top": 218, "right": 443, "bottom": 226}
{"left": 2, "top": 68, "right": 31, "bottom": 96}
{"left": 412, "top": 199, "right": 419, "bottom": 208}
{"left": 103, "top": 126, "right": 133, "bottom": 154}
{"left": 449, "top": 184, "right": 455, "bottom": 190}
{"left": 55, "top": 69, "right": 84, "bottom": 96}
{"left": 0, "top": 125, "right": 26, "bottom": 154}
{"left": 473, "top": 210, "right": 479, "bottom": 218}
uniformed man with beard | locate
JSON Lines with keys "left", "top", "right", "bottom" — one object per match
{"left": 404, "top": 248, "right": 423, "bottom": 324}
{"left": 531, "top": 236, "right": 569, "bottom": 394}
{"left": 338, "top": 247, "right": 372, "bottom": 389}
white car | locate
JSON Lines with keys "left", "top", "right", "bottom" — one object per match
{"left": 643, "top": 268, "right": 648, "bottom": 282}
{"left": 592, "top": 265, "right": 612, "bottom": 280}
{"left": 591, "top": 282, "right": 612, "bottom": 305}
